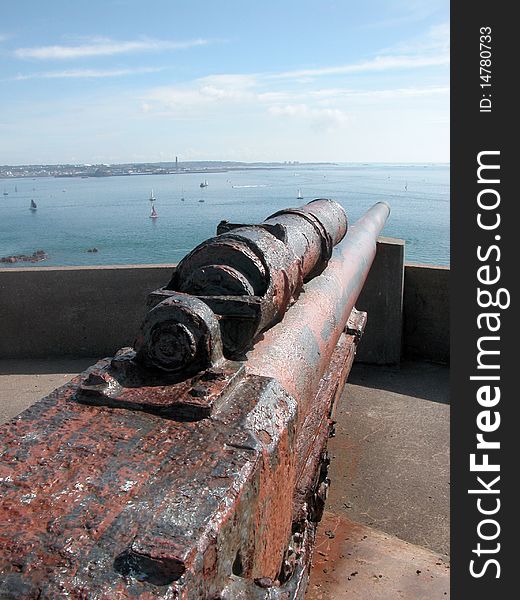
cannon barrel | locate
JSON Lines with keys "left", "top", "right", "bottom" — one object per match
{"left": 245, "top": 202, "right": 390, "bottom": 522}
{"left": 143, "top": 199, "right": 348, "bottom": 364}
{"left": 263, "top": 198, "right": 348, "bottom": 279}
{"left": 171, "top": 198, "right": 347, "bottom": 295}
{"left": 0, "top": 200, "right": 390, "bottom": 599}
{"left": 246, "top": 201, "right": 390, "bottom": 409}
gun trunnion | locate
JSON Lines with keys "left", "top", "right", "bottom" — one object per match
{"left": 0, "top": 199, "right": 390, "bottom": 599}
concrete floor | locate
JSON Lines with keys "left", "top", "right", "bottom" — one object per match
{"left": 307, "top": 361, "right": 450, "bottom": 599}
{"left": 0, "top": 358, "right": 96, "bottom": 424}
{"left": 306, "top": 513, "right": 450, "bottom": 600}
{"left": 327, "top": 361, "right": 450, "bottom": 556}
{"left": 0, "top": 358, "right": 450, "bottom": 598}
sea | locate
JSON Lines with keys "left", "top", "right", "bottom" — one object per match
{"left": 0, "top": 164, "right": 449, "bottom": 268}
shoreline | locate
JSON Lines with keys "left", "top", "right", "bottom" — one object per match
{"left": 0, "top": 162, "right": 449, "bottom": 180}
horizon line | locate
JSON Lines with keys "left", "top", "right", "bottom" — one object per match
{"left": 1, "top": 159, "right": 450, "bottom": 169}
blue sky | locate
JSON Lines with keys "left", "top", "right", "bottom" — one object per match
{"left": 1, "top": 0, "right": 449, "bottom": 164}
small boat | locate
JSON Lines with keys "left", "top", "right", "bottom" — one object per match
{"left": 198, "top": 199, "right": 205, "bottom": 203}
{"left": 297, "top": 189, "right": 303, "bottom": 200}
{"left": 2, "top": 190, "right": 7, "bottom": 196}
{"left": 29, "top": 199, "right": 37, "bottom": 211}
{"left": 199, "top": 180, "right": 208, "bottom": 188}
{"left": 149, "top": 189, "right": 156, "bottom": 202}
{"left": 150, "top": 203, "right": 158, "bottom": 219}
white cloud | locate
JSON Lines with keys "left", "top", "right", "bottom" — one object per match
{"left": 14, "top": 37, "right": 209, "bottom": 60}
{"left": 141, "top": 74, "right": 259, "bottom": 116}
{"left": 141, "top": 75, "right": 448, "bottom": 120}
{"left": 197, "top": 74, "right": 258, "bottom": 100}
{"left": 14, "top": 67, "right": 164, "bottom": 80}
{"left": 382, "top": 22, "right": 449, "bottom": 55}
{"left": 268, "top": 104, "right": 349, "bottom": 131}
{"left": 363, "top": 1, "right": 447, "bottom": 30}
{"left": 274, "top": 53, "right": 448, "bottom": 79}
{"left": 200, "top": 74, "right": 257, "bottom": 89}
{"left": 274, "top": 21, "right": 449, "bottom": 80}
{"left": 307, "top": 85, "right": 449, "bottom": 102}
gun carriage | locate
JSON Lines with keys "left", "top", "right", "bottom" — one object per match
{"left": 0, "top": 199, "right": 389, "bottom": 599}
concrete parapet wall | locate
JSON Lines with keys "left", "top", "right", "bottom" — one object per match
{"left": 356, "top": 237, "right": 405, "bottom": 365}
{"left": 0, "top": 245, "right": 449, "bottom": 363}
{"left": 0, "top": 264, "right": 173, "bottom": 359}
{"left": 403, "top": 264, "right": 449, "bottom": 364}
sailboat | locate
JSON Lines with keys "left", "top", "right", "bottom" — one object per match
{"left": 297, "top": 189, "right": 303, "bottom": 200}
{"left": 15, "top": 185, "right": 18, "bottom": 193}
{"left": 150, "top": 203, "right": 158, "bottom": 219}
{"left": 199, "top": 180, "right": 208, "bottom": 188}
{"left": 181, "top": 187, "right": 185, "bottom": 201}
{"left": 149, "top": 189, "right": 156, "bottom": 202}
{"left": 404, "top": 182, "right": 408, "bottom": 191}
{"left": 29, "top": 199, "right": 37, "bottom": 212}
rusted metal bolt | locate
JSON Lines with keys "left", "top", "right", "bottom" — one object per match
{"left": 254, "top": 577, "right": 274, "bottom": 588}
{"left": 82, "top": 372, "right": 108, "bottom": 387}
{"left": 189, "top": 384, "right": 209, "bottom": 398}
{"left": 148, "top": 322, "right": 197, "bottom": 371}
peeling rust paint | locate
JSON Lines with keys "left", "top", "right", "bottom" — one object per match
{"left": 0, "top": 200, "right": 389, "bottom": 599}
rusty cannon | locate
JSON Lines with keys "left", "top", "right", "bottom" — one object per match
{"left": 0, "top": 199, "right": 390, "bottom": 599}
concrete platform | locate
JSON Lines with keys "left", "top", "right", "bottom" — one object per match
{"left": 306, "top": 512, "right": 449, "bottom": 600}
{"left": 327, "top": 361, "right": 450, "bottom": 556}
{"left": 307, "top": 360, "right": 450, "bottom": 598}
{"left": 0, "top": 358, "right": 96, "bottom": 424}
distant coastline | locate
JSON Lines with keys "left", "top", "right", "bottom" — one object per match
{"left": 0, "top": 160, "right": 337, "bottom": 180}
